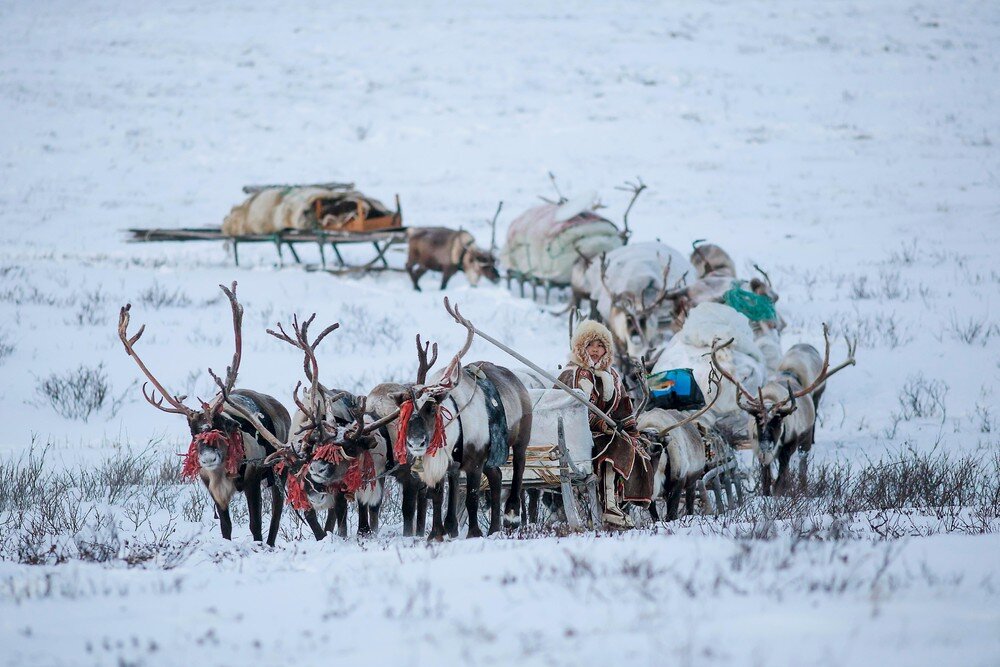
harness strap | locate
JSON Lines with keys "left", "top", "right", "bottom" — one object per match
{"left": 449, "top": 393, "right": 464, "bottom": 464}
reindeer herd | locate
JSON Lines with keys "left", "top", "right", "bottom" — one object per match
{"left": 117, "top": 235, "right": 856, "bottom": 546}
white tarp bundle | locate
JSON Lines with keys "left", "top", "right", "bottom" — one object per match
{"left": 653, "top": 302, "right": 768, "bottom": 419}
{"left": 500, "top": 198, "right": 623, "bottom": 282}
{"left": 586, "top": 241, "right": 694, "bottom": 321}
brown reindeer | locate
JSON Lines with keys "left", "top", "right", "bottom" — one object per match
{"left": 406, "top": 227, "right": 500, "bottom": 291}
{"left": 258, "top": 314, "right": 392, "bottom": 539}
{"left": 117, "top": 282, "right": 291, "bottom": 546}
{"left": 710, "top": 328, "right": 857, "bottom": 495}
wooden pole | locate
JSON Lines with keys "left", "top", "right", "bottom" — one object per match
{"left": 557, "top": 416, "right": 582, "bottom": 528}
{"left": 462, "top": 319, "right": 618, "bottom": 430}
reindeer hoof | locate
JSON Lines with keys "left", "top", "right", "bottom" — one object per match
{"left": 503, "top": 510, "right": 522, "bottom": 529}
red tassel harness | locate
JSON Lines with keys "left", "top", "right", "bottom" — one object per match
{"left": 275, "top": 460, "right": 311, "bottom": 510}
{"left": 394, "top": 399, "right": 448, "bottom": 465}
{"left": 180, "top": 429, "right": 245, "bottom": 480}
{"left": 276, "top": 446, "right": 378, "bottom": 511}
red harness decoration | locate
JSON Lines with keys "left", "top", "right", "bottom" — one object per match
{"left": 313, "top": 443, "right": 347, "bottom": 465}
{"left": 394, "top": 400, "right": 415, "bottom": 464}
{"left": 342, "top": 450, "right": 377, "bottom": 494}
{"left": 394, "top": 399, "right": 449, "bottom": 464}
{"left": 180, "top": 429, "right": 245, "bottom": 480}
{"left": 273, "top": 459, "right": 312, "bottom": 510}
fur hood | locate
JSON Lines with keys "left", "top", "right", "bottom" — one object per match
{"left": 570, "top": 319, "right": 614, "bottom": 371}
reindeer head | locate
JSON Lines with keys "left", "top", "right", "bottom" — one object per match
{"left": 263, "top": 314, "right": 390, "bottom": 508}
{"left": 392, "top": 299, "right": 473, "bottom": 459}
{"left": 295, "top": 399, "right": 384, "bottom": 508}
{"left": 709, "top": 328, "right": 856, "bottom": 465}
{"left": 118, "top": 282, "right": 256, "bottom": 477}
{"left": 462, "top": 247, "right": 501, "bottom": 286}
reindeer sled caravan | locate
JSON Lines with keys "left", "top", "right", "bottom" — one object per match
{"left": 116, "top": 173, "right": 857, "bottom": 542}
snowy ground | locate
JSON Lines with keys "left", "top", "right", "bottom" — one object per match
{"left": 1, "top": 1, "right": 998, "bottom": 665}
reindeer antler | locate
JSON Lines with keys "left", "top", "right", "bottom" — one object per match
{"left": 432, "top": 297, "right": 476, "bottom": 392}
{"left": 118, "top": 303, "right": 195, "bottom": 417}
{"left": 488, "top": 201, "right": 503, "bottom": 256}
{"left": 658, "top": 369, "right": 723, "bottom": 435}
{"left": 207, "top": 282, "right": 244, "bottom": 414}
{"left": 614, "top": 177, "right": 646, "bottom": 243}
{"left": 770, "top": 324, "right": 857, "bottom": 413}
{"left": 268, "top": 314, "right": 341, "bottom": 440}
{"left": 415, "top": 334, "right": 439, "bottom": 384}
{"left": 709, "top": 337, "right": 762, "bottom": 413}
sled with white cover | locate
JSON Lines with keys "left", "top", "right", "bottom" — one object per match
{"left": 500, "top": 195, "right": 624, "bottom": 303}
{"left": 497, "top": 386, "right": 602, "bottom": 528}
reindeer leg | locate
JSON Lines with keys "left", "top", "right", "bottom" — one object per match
{"left": 357, "top": 502, "right": 371, "bottom": 537}
{"left": 666, "top": 481, "right": 682, "bottom": 521}
{"left": 401, "top": 477, "right": 417, "bottom": 537}
{"left": 465, "top": 464, "right": 485, "bottom": 538}
{"left": 648, "top": 498, "right": 661, "bottom": 523}
{"left": 684, "top": 479, "right": 696, "bottom": 516}
{"left": 334, "top": 492, "right": 349, "bottom": 538}
{"left": 760, "top": 462, "right": 773, "bottom": 497}
{"left": 485, "top": 466, "right": 503, "bottom": 535}
{"left": 440, "top": 266, "right": 456, "bottom": 290}
{"left": 428, "top": 483, "right": 445, "bottom": 541}
{"left": 245, "top": 479, "right": 264, "bottom": 542}
{"left": 323, "top": 509, "right": 337, "bottom": 534}
{"left": 304, "top": 509, "right": 326, "bottom": 540}
{"left": 416, "top": 485, "right": 428, "bottom": 536}
{"left": 444, "top": 465, "right": 460, "bottom": 538}
{"left": 503, "top": 431, "right": 527, "bottom": 529}
{"left": 267, "top": 484, "right": 282, "bottom": 547}
{"left": 527, "top": 489, "right": 540, "bottom": 524}
{"left": 369, "top": 501, "right": 381, "bottom": 535}
{"left": 408, "top": 264, "right": 427, "bottom": 292}
{"left": 798, "top": 450, "right": 810, "bottom": 492}
{"left": 215, "top": 501, "right": 233, "bottom": 541}
{"left": 775, "top": 445, "right": 795, "bottom": 495}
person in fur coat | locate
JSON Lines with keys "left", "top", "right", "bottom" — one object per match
{"left": 557, "top": 319, "right": 653, "bottom": 527}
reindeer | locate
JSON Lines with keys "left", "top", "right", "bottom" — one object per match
{"left": 710, "top": 328, "right": 857, "bottom": 495}
{"left": 636, "top": 370, "right": 724, "bottom": 521}
{"left": 259, "top": 315, "right": 396, "bottom": 539}
{"left": 372, "top": 299, "right": 532, "bottom": 540}
{"left": 596, "top": 250, "right": 689, "bottom": 391}
{"left": 363, "top": 335, "right": 444, "bottom": 538}
{"left": 406, "top": 211, "right": 501, "bottom": 291}
{"left": 117, "top": 282, "right": 291, "bottom": 546}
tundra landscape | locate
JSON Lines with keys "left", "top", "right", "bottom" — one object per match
{"left": 0, "top": 1, "right": 998, "bottom": 666}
